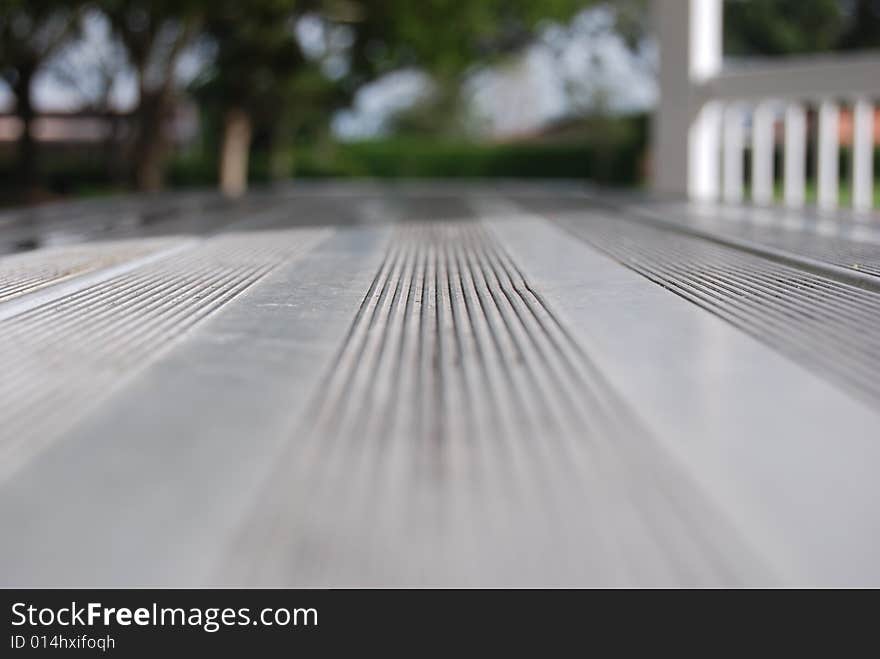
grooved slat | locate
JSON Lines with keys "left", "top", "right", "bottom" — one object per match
{"left": 551, "top": 209, "right": 880, "bottom": 408}
{"left": 0, "top": 238, "right": 181, "bottom": 302}
{"left": 227, "top": 222, "right": 761, "bottom": 586}
{"left": 617, "top": 200, "right": 880, "bottom": 279}
{"left": 0, "top": 229, "right": 328, "bottom": 478}
{"left": 665, "top": 210, "right": 880, "bottom": 278}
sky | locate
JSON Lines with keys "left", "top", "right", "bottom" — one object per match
{"left": 0, "top": 5, "right": 658, "bottom": 140}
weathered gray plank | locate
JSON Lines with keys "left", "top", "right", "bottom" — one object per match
{"left": 1, "top": 183, "right": 880, "bottom": 586}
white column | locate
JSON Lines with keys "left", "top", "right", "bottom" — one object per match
{"left": 784, "top": 103, "right": 807, "bottom": 208}
{"left": 751, "top": 103, "right": 775, "bottom": 205}
{"left": 689, "top": 0, "right": 722, "bottom": 80}
{"left": 652, "top": 0, "right": 722, "bottom": 199}
{"left": 852, "top": 99, "right": 874, "bottom": 213}
{"left": 817, "top": 100, "right": 840, "bottom": 210}
{"left": 723, "top": 103, "right": 745, "bottom": 203}
{"left": 689, "top": 101, "right": 723, "bottom": 201}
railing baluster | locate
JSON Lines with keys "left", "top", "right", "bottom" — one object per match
{"left": 653, "top": 0, "right": 880, "bottom": 207}
{"left": 689, "top": 101, "right": 723, "bottom": 201}
{"left": 723, "top": 104, "right": 745, "bottom": 203}
{"left": 751, "top": 103, "right": 775, "bottom": 205}
{"left": 783, "top": 104, "right": 806, "bottom": 208}
{"left": 817, "top": 100, "right": 840, "bottom": 210}
{"left": 852, "top": 99, "right": 874, "bottom": 213}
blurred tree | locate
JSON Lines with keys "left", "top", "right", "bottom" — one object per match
{"left": 99, "top": 0, "right": 203, "bottom": 191}
{"left": 258, "top": 65, "right": 347, "bottom": 179}
{"left": 386, "top": 83, "right": 471, "bottom": 138}
{"left": 196, "top": 0, "right": 346, "bottom": 196}
{"left": 197, "top": 0, "right": 586, "bottom": 194}
{"left": 316, "top": 0, "right": 588, "bottom": 140}
{"left": 837, "top": 0, "right": 880, "bottom": 50}
{"left": 609, "top": 0, "right": 649, "bottom": 49}
{"left": 345, "top": 0, "right": 584, "bottom": 83}
{"left": 724, "top": 0, "right": 880, "bottom": 56}
{"left": 0, "top": 0, "right": 83, "bottom": 197}
{"left": 46, "top": 10, "right": 131, "bottom": 186}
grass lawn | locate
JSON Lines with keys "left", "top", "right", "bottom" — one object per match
{"left": 771, "top": 180, "right": 880, "bottom": 210}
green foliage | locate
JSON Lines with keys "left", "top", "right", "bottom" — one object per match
{"left": 167, "top": 137, "right": 645, "bottom": 184}
{"left": 724, "top": 0, "right": 880, "bottom": 56}
{"left": 0, "top": 0, "right": 84, "bottom": 195}
{"left": 837, "top": 0, "right": 880, "bottom": 50}
{"left": 345, "top": 0, "right": 587, "bottom": 83}
{"left": 192, "top": 1, "right": 349, "bottom": 179}
{"left": 336, "top": 0, "right": 594, "bottom": 142}
{"left": 11, "top": 0, "right": 880, "bottom": 202}
{"left": 0, "top": 0, "right": 82, "bottom": 78}
{"left": 288, "top": 114, "right": 648, "bottom": 183}
{"left": 98, "top": 0, "right": 205, "bottom": 76}
{"left": 385, "top": 83, "right": 473, "bottom": 138}
{"left": 197, "top": 1, "right": 305, "bottom": 111}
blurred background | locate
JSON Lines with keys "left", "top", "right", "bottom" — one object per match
{"left": 1, "top": 0, "right": 878, "bottom": 207}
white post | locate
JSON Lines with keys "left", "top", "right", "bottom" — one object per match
{"left": 690, "top": 102, "right": 723, "bottom": 201}
{"left": 653, "top": 0, "right": 722, "bottom": 200}
{"left": 752, "top": 103, "right": 775, "bottom": 205}
{"left": 852, "top": 99, "right": 874, "bottom": 213}
{"left": 817, "top": 100, "right": 840, "bottom": 210}
{"left": 784, "top": 103, "right": 807, "bottom": 208}
{"left": 723, "top": 104, "right": 745, "bottom": 203}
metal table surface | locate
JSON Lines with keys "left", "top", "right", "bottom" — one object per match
{"left": 1, "top": 181, "right": 879, "bottom": 586}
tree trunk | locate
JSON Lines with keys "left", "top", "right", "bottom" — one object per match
{"left": 14, "top": 67, "right": 37, "bottom": 199}
{"left": 267, "top": 117, "right": 297, "bottom": 182}
{"left": 269, "top": 143, "right": 294, "bottom": 182}
{"left": 219, "top": 107, "right": 252, "bottom": 198}
{"left": 268, "top": 111, "right": 308, "bottom": 183}
{"left": 132, "top": 90, "right": 171, "bottom": 192}
{"left": 105, "top": 113, "right": 126, "bottom": 187}
{"left": 135, "top": 137, "right": 167, "bottom": 192}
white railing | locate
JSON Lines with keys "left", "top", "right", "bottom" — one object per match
{"left": 653, "top": 0, "right": 879, "bottom": 213}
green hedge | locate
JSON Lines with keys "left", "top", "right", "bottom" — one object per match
{"left": 157, "top": 136, "right": 648, "bottom": 188}
{"left": 0, "top": 115, "right": 648, "bottom": 203}
{"left": 297, "top": 138, "right": 644, "bottom": 183}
